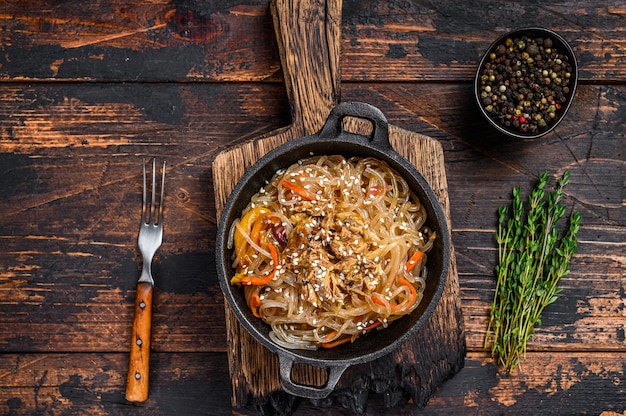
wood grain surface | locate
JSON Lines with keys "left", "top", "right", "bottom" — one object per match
{"left": 0, "top": 0, "right": 624, "bottom": 415}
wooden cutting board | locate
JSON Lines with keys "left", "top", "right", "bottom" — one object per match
{"left": 212, "top": 0, "right": 465, "bottom": 412}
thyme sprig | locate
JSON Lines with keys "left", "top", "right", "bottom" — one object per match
{"left": 485, "top": 171, "right": 581, "bottom": 373}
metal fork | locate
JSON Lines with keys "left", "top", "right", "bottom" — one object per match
{"left": 126, "top": 159, "right": 166, "bottom": 403}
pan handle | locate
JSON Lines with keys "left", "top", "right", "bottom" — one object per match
{"left": 319, "top": 101, "right": 391, "bottom": 148}
{"left": 278, "top": 354, "right": 348, "bottom": 399}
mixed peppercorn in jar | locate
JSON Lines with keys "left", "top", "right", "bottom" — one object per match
{"left": 477, "top": 30, "right": 576, "bottom": 137}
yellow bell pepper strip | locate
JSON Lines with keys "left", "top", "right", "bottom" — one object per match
{"left": 234, "top": 207, "right": 270, "bottom": 261}
{"left": 230, "top": 271, "right": 245, "bottom": 285}
{"left": 240, "top": 242, "right": 279, "bottom": 286}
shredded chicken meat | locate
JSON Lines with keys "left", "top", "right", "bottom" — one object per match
{"left": 282, "top": 207, "right": 383, "bottom": 307}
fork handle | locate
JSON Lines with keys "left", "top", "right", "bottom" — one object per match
{"left": 125, "top": 282, "right": 153, "bottom": 402}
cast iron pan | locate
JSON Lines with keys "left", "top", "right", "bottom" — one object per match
{"left": 216, "top": 101, "right": 450, "bottom": 398}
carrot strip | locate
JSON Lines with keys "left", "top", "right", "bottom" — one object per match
{"left": 281, "top": 180, "right": 316, "bottom": 201}
{"left": 320, "top": 329, "right": 350, "bottom": 348}
{"left": 391, "top": 276, "right": 418, "bottom": 313}
{"left": 241, "top": 243, "right": 279, "bottom": 286}
{"left": 405, "top": 249, "right": 424, "bottom": 273}
{"left": 399, "top": 276, "right": 417, "bottom": 299}
{"left": 321, "top": 336, "right": 352, "bottom": 348}
{"left": 249, "top": 293, "right": 262, "bottom": 318}
{"left": 321, "top": 320, "right": 382, "bottom": 349}
{"left": 373, "top": 277, "right": 418, "bottom": 313}
{"left": 372, "top": 295, "right": 386, "bottom": 307}
{"left": 363, "top": 321, "right": 382, "bottom": 331}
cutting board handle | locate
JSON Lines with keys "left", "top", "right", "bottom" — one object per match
{"left": 270, "top": 0, "right": 342, "bottom": 136}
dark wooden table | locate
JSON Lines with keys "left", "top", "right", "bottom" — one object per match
{"left": 0, "top": 1, "right": 624, "bottom": 415}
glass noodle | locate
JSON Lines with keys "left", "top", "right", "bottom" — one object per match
{"left": 228, "top": 155, "right": 435, "bottom": 350}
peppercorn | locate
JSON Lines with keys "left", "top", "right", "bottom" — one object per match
{"left": 527, "top": 44, "right": 539, "bottom": 56}
{"left": 478, "top": 32, "right": 574, "bottom": 135}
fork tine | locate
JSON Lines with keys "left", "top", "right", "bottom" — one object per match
{"left": 142, "top": 159, "right": 148, "bottom": 224}
{"left": 150, "top": 159, "right": 157, "bottom": 225}
{"left": 159, "top": 161, "right": 166, "bottom": 225}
